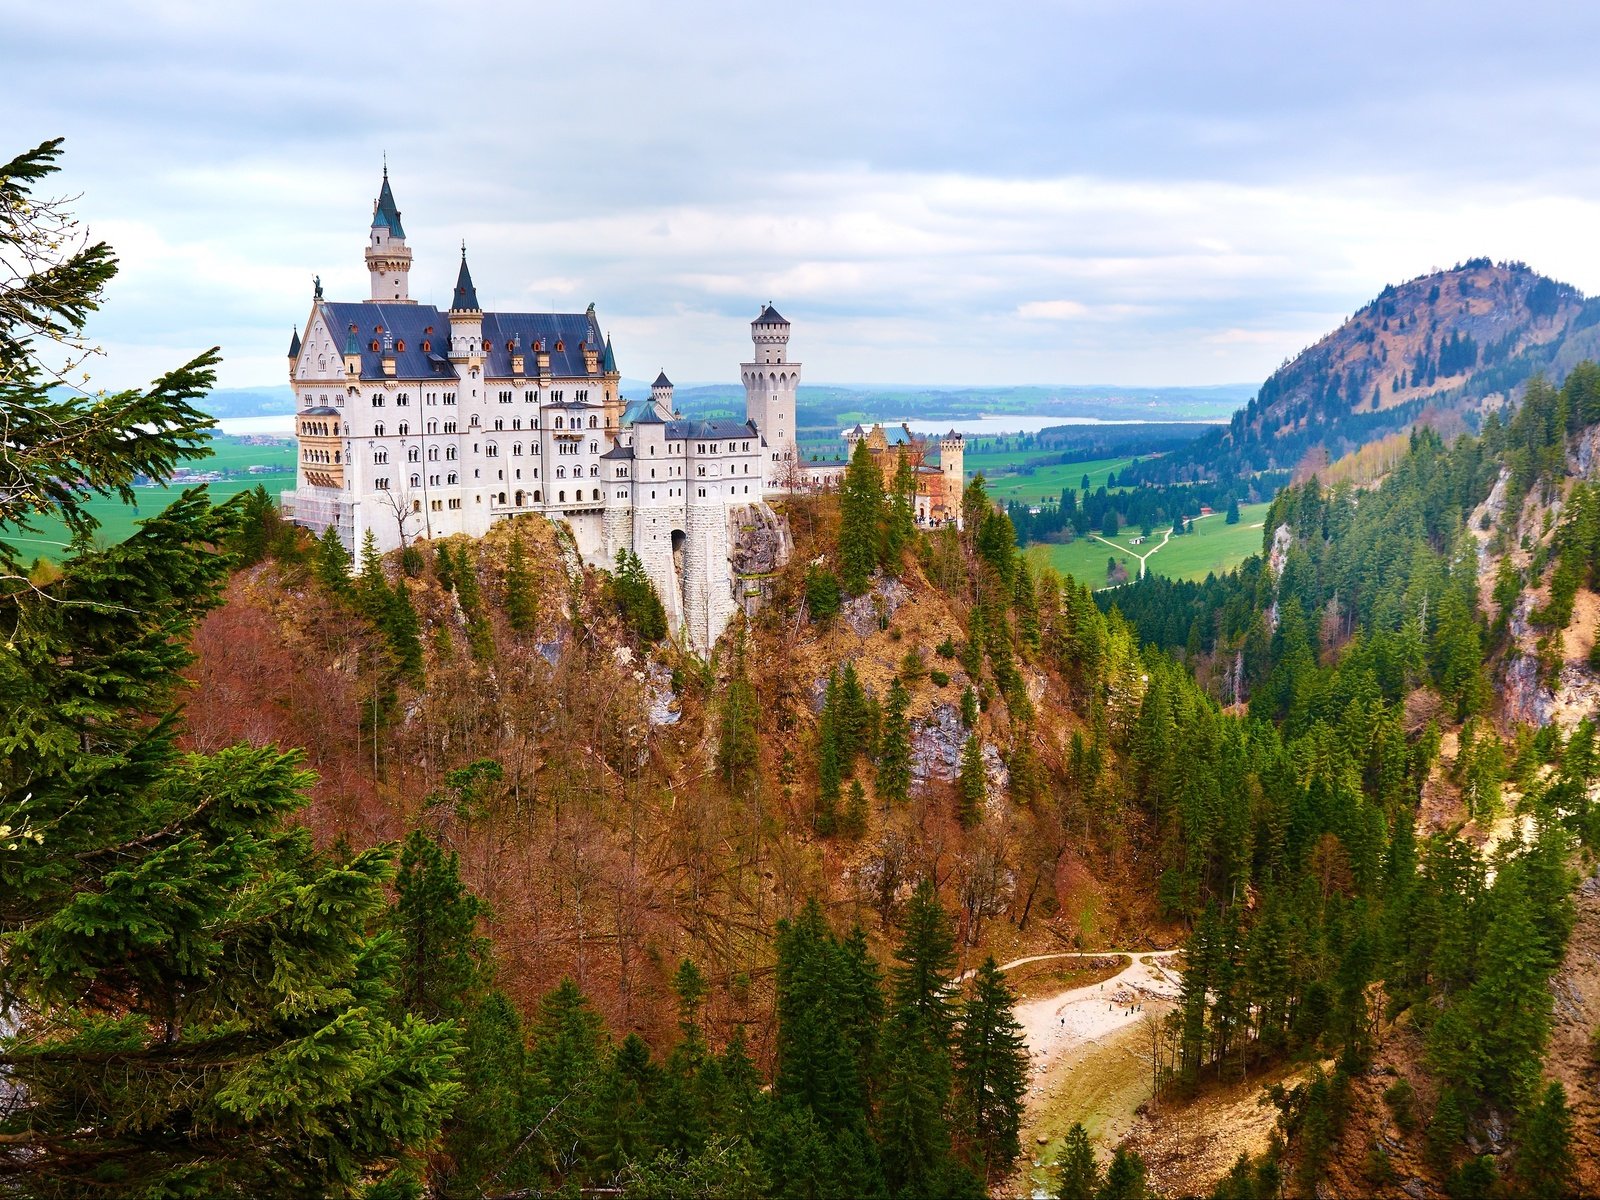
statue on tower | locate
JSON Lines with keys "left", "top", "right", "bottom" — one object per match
{"left": 313, "top": 274, "right": 323, "bottom": 300}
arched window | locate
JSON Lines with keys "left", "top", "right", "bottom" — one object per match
{"left": 592, "top": 488, "right": 600, "bottom": 501}
{"left": 559, "top": 490, "right": 566, "bottom": 502}
{"left": 589, "top": 415, "right": 597, "bottom": 429}
{"left": 533, "top": 490, "right": 542, "bottom": 502}
{"left": 447, "top": 471, "right": 459, "bottom": 485}
{"left": 485, "top": 442, "right": 499, "bottom": 458}
{"left": 408, "top": 447, "right": 420, "bottom": 462}
{"left": 555, "top": 415, "right": 564, "bottom": 429}
{"left": 445, "top": 446, "right": 457, "bottom": 460}
{"left": 373, "top": 422, "right": 385, "bottom": 436}
{"left": 512, "top": 442, "right": 522, "bottom": 456}
{"left": 397, "top": 422, "right": 409, "bottom": 436}
{"left": 556, "top": 466, "right": 566, "bottom": 479}
{"left": 428, "top": 447, "right": 439, "bottom": 461}
{"left": 410, "top": 473, "right": 421, "bottom": 488}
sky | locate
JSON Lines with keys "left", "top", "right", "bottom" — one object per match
{"left": 8, "top": 0, "right": 1600, "bottom": 392}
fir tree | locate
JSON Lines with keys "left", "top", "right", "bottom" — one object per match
{"left": 1056, "top": 1123, "right": 1100, "bottom": 1200}
{"left": 524, "top": 978, "right": 608, "bottom": 1185}
{"left": 1097, "top": 1146, "right": 1148, "bottom": 1200}
{"left": 884, "top": 450, "right": 918, "bottom": 568}
{"left": 842, "top": 778, "right": 869, "bottom": 837}
{"left": 505, "top": 529, "right": 539, "bottom": 633}
{"left": 956, "top": 958, "right": 1029, "bottom": 1177}
{"left": 1513, "top": 1081, "right": 1576, "bottom": 1200}
{"left": 384, "top": 578, "right": 425, "bottom": 679}
{"left": 445, "top": 990, "right": 533, "bottom": 1193}
{"left": 316, "top": 522, "right": 354, "bottom": 591}
{"left": 1225, "top": 496, "right": 1241, "bottom": 524}
{"left": 391, "top": 829, "right": 489, "bottom": 1020}
{"left": 876, "top": 677, "right": 913, "bottom": 806}
{"left": 840, "top": 439, "right": 886, "bottom": 594}
{"left": 958, "top": 733, "right": 987, "bottom": 827}
{"left": 435, "top": 539, "right": 457, "bottom": 591}
{"left": 0, "top": 138, "right": 459, "bottom": 1196}
{"left": 718, "top": 641, "right": 761, "bottom": 794}
{"left": 356, "top": 527, "right": 393, "bottom": 621}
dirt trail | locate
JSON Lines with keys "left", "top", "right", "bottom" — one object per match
{"left": 995, "top": 951, "right": 1183, "bottom": 1197}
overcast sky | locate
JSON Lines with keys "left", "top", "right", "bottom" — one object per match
{"left": 9, "top": 0, "right": 1600, "bottom": 391}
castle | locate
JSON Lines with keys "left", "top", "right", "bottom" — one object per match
{"left": 802, "top": 422, "right": 964, "bottom": 528}
{"left": 280, "top": 169, "right": 953, "bottom": 648}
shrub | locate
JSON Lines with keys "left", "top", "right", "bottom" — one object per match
{"left": 929, "top": 669, "right": 950, "bottom": 687}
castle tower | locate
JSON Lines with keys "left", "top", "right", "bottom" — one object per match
{"left": 365, "top": 166, "right": 414, "bottom": 303}
{"left": 742, "top": 304, "right": 800, "bottom": 482}
{"left": 651, "top": 370, "right": 675, "bottom": 417}
{"left": 448, "top": 246, "right": 483, "bottom": 361}
{"left": 940, "top": 429, "right": 965, "bottom": 529}
{"left": 601, "top": 333, "right": 623, "bottom": 433}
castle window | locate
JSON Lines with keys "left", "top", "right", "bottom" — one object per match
{"left": 449, "top": 498, "right": 461, "bottom": 509}
{"left": 372, "top": 395, "right": 383, "bottom": 407}
{"left": 592, "top": 489, "right": 600, "bottom": 501}
{"left": 555, "top": 416, "right": 563, "bottom": 430}
{"left": 697, "top": 466, "right": 705, "bottom": 477}
{"left": 374, "top": 449, "right": 388, "bottom": 464}
{"left": 524, "top": 391, "right": 535, "bottom": 403}
{"left": 512, "top": 418, "right": 522, "bottom": 430}
{"left": 512, "top": 443, "right": 522, "bottom": 456}
{"left": 398, "top": 422, "right": 409, "bottom": 436}
{"left": 397, "top": 393, "right": 409, "bottom": 406}
{"left": 486, "top": 443, "right": 499, "bottom": 458}
{"left": 430, "top": 475, "right": 440, "bottom": 486}
{"left": 445, "top": 446, "right": 457, "bottom": 461}
{"left": 469, "top": 414, "right": 480, "bottom": 427}
{"left": 431, "top": 499, "right": 442, "bottom": 512}
{"left": 557, "top": 467, "right": 566, "bottom": 479}
{"left": 447, "top": 472, "right": 458, "bottom": 485}
{"left": 428, "top": 447, "right": 439, "bottom": 461}
{"left": 444, "top": 392, "right": 456, "bottom": 405}
{"left": 376, "top": 477, "right": 390, "bottom": 490}
{"left": 590, "top": 465, "right": 598, "bottom": 477}
{"left": 698, "top": 488, "right": 705, "bottom": 498}
{"left": 374, "top": 422, "right": 385, "bottom": 436}
{"left": 494, "top": 419, "right": 504, "bottom": 431}
{"left": 444, "top": 421, "right": 457, "bottom": 433}
{"left": 533, "top": 490, "right": 542, "bottom": 502}
{"left": 410, "top": 473, "right": 421, "bottom": 488}
{"left": 408, "top": 447, "right": 420, "bottom": 462}
{"left": 559, "top": 491, "right": 566, "bottom": 503}
{"left": 589, "top": 416, "right": 597, "bottom": 429}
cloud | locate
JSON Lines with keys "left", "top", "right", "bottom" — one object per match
{"left": 10, "top": 0, "right": 1600, "bottom": 390}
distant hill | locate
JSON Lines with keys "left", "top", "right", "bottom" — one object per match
{"left": 1134, "top": 259, "right": 1600, "bottom": 482}
{"left": 201, "top": 385, "right": 295, "bottom": 418}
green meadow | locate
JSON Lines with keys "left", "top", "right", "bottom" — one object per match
{"left": 6, "top": 435, "right": 295, "bottom": 562}
{"left": 1027, "top": 501, "right": 1272, "bottom": 589}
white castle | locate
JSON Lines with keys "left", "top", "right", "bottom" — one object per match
{"left": 281, "top": 169, "right": 802, "bottom": 650}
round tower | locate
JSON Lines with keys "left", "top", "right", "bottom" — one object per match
{"left": 365, "top": 166, "right": 414, "bottom": 303}
{"left": 448, "top": 245, "right": 483, "bottom": 361}
{"left": 742, "top": 303, "right": 800, "bottom": 481}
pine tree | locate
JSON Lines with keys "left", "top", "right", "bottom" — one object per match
{"left": 961, "top": 685, "right": 979, "bottom": 728}
{"left": 391, "top": 829, "right": 490, "bottom": 1020}
{"left": 880, "top": 882, "right": 968, "bottom": 1199}
{"left": 1513, "top": 1081, "right": 1576, "bottom": 1200}
{"left": 884, "top": 450, "right": 918, "bottom": 569}
{"left": 841, "top": 777, "right": 869, "bottom": 836}
{"left": 840, "top": 439, "right": 886, "bottom": 594}
{"left": 1056, "top": 1123, "right": 1100, "bottom": 1200}
{"left": 505, "top": 529, "right": 539, "bottom": 633}
{"left": 435, "top": 539, "right": 457, "bottom": 591}
{"left": 0, "top": 138, "right": 459, "bottom": 1196}
{"left": 356, "top": 527, "right": 393, "bottom": 621}
{"left": 445, "top": 990, "right": 533, "bottom": 1193}
{"left": 316, "top": 522, "right": 354, "bottom": 591}
{"left": 959, "top": 733, "right": 987, "bottom": 827}
{"left": 384, "top": 578, "right": 425, "bottom": 679}
{"left": 1096, "top": 1146, "right": 1148, "bottom": 1200}
{"left": 524, "top": 978, "right": 608, "bottom": 1185}
{"left": 956, "top": 958, "right": 1029, "bottom": 1177}
{"left": 876, "top": 677, "right": 913, "bottom": 806}
{"left": 1225, "top": 496, "right": 1241, "bottom": 524}
{"left": 718, "top": 641, "right": 761, "bottom": 794}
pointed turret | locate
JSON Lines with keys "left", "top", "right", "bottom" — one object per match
{"left": 365, "top": 164, "right": 414, "bottom": 302}
{"left": 650, "top": 370, "right": 675, "bottom": 416}
{"left": 288, "top": 328, "right": 302, "bottom": 359}
{"left": 451, "top": 245, "right": 481, "bottom": 312}
{"left": 602, "top": 334, "right": 618, "bottom": 373}
{"left": 371, "top": 166, "right": 405, "bottom": 238}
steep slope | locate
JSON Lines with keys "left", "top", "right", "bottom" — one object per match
{"left": 1137, "top": 260, "right": 1600, "bottom": 483}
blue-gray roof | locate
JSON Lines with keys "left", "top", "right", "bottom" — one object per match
{"left": 602, "top": 334, "right": 617, "bottom": 373}
{"left": 665, "top": 418, "right": 758, "bottom": 441}
{"left": 652, "top": 371, "right": 672, "bottom": 388}
{"left": 600, "top": 443, "right": 635, "bottom": 460}
{"left": 323, "top": 302, "right": 459, "bottom": 380}
{"left": 288, "top": 328, "right": 301, "bottom": 357}
{"left": 482, "top": 310, "right": 604, "bottom": 378}
{"left": 372, "top": 171, "right": 405, "bottom": 238}
{"left": 753, "top": 303, "right": 788, "bottom": 326}
{"left": 318, "top": 302, "right": 608, "bottom": 382}
{"left": 452, "top": 253, "right": 480, "bottom": 311}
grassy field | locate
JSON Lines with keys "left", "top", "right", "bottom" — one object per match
{"left": 1026, "top": 501, "right": 1272, "bottom": 589}
{"left": 968, "top": 453, "right": 1142, "bottom": 505}
{"left": 6, "top": 435, "right": 295, "bottom": 562}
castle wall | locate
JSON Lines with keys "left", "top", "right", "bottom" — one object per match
{"left": 681, "top": 499, "right": 736, "bottom": 650}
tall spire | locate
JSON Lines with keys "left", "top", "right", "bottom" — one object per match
{"left": 451, "top": 243, "right": 480, "bottom": 312}
{"left": 602, "top": 333, "right": 617, "bottom": 373}
{"left": 288, "top": 327, "right": 301, "bottom": 358}
{"left": 372, "top": 167, "right": 405, "bottom": 238}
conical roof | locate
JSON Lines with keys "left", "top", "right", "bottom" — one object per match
{"left": 288, "top": 328, "right": 301, "bottom": 357}
{"left": 451, "top": 248, "right": 480, "bottom": 312}
{"left": 372, "top": 168, "right": 405, "bottom": 238}
{"left": 602, "top": 334, "right": 618, "bottom": 373}
{"left": 652, "top": 370, "right": 673, "bottom": 388}
{"left": 753, "top": 303, "right": 789, "bottom": 326}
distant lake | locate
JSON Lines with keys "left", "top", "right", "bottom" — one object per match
{"left": 216, "top": 415, "right": 295, "bottom": 436}
{"left": 839, "top": 415, "right": 1223, "bottom": 438}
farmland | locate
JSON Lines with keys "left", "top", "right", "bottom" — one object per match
{"left": 7, "top": 435, "right": 295, "bottom": 562}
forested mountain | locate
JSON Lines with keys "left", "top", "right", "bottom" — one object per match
{"left": 8, "top": 138, "right": 1600, "bottom": 1200}
{"left": 1132, "top": 260, "right": 1600, "bottom": 484}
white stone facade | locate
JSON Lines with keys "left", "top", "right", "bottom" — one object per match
{"left": 280, "top": 171, "right": 786, "bottom": 651}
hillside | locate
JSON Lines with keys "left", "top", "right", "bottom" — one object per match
{"left": 1135, "top": 260, "right": 1600, "bottom": 483}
